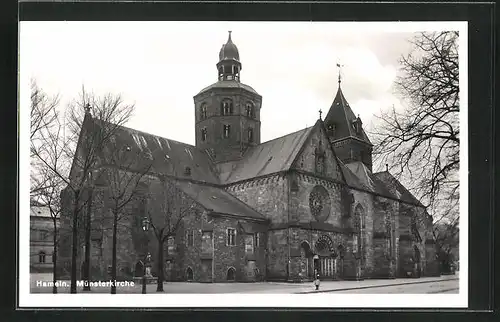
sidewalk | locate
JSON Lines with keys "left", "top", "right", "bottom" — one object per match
{"left": 30, "top": 272, "right": 458, "bottom": 294}
{"left": 241, "top": 274, "right": 459, "bottom": 294}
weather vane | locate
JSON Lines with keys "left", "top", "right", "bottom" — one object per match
{"left": 336, "top": 63, "right": 344, "bottom": 85}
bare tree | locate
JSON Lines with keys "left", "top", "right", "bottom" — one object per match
{"left": 147, "top": 177, "right": 197, "bottom": 292}
{"left": 30, "top": 80, "right": 60, "bottom": 143}
{"left": 30, "top": 80, "right": 69, "bottom": 293}
{"left": 372, "top": 31, "right": 459, "bottom": 222}
{"left": 30, "top": 83, "right": 134, "bottom": 293}
{"left": 433, "top": 216, "right": 459, "bottom": 273}
{"left": 100, "top": 138, "right": 153, "bottom": 294}
{"left": 31, "top": 165, "right": 67, "bottom": 293}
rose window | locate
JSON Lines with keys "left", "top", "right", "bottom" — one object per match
{"left": 309, "top": 185, "right": 331, "bottom": 222}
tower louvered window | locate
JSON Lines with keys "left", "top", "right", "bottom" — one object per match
{"left": 200, "top": 104, "right": 207, "bottom": 120}
{"left": 246, "top": 103, "right": 255, "bottom": 118}
{"left": 221, "top": 100, "right": 233, "bottom": 115}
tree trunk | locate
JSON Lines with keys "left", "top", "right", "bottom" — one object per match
{"left": 52, "top": 219, "right": 58, "bottom": 294}
{"left": 70, "top": 191, "right": 80, "bottom": 294}
{"left": 83, "top": 191, "right": 92, "bottom": 291}
{"left": 111, "top": 209, "right": 118, "bottom": 294}
{"left": 156, "top": 237, "right": 164, "bottom": 292}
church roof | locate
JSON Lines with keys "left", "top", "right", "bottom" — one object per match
{"left": 373, "top": 171, "right": 424, "bottom": 207}
{"left": 91, "top": 118, "right": 219, "bottom": 184}
{"left": 196, "top": 80, "right": 259, "bottom": 96}
{"left": 324, "top": 86, "right": 372, "bottom": 145}
{"left": 345, "top": 161, "right": 396, "bottom": 198}
{"left": 175, "top": 181, "right": 266, "bottom": 220}
{"left": 219, "top": 127, "right": 313, "bottom": 184}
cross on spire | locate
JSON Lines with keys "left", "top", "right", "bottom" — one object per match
{"left": 319, "top": 109, "right": 323, "bottom": 120}
{"left": 84, "top": 103, "right": 91, "bottom": 114}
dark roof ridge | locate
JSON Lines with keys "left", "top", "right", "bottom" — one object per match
{"left": 258, "top": 126, "right": 312, "bottom": 145}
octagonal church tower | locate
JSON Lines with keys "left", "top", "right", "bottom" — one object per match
{"left": 193, "top": 31, "right": 262, "bottom": 163}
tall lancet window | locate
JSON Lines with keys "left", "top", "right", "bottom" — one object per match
{"left": 247, "top": 128, "right": 254, "bottom": 143}
{"left": 201, "top": 128, "right": 207, "bottom": 142}
{"left": 315, "top": 143, "right": 326, "bottom": 175}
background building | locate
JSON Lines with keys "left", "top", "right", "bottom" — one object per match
{"left": 30, "top": 200, "right": 59, "bottom": 273}
{"left": 58, "top": 32, "right": 439, "bottom": 283}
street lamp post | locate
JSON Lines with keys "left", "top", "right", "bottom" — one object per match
{"left": 141, "top": 216, "right": 150, "bottom": 294}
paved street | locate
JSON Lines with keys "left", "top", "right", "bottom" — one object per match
{"left": 30, "top": 273, "right": 458, "bottom": 294}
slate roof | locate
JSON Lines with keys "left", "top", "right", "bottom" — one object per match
{"left": 336, "top": 159, "right": 368, "bottom": 191}
{"left": 345, "top": 162, "right": 396, "bottom": 198}
{"left": 91, "top": 118, "right": 219, "bottom": 184}
{"left": 373, "top": 171, "right": 424, "bottom": 207}
{"left": 174, "top": 181, "right": 266, "bottom": 220}
{"left": 196, "top": 80, "right": 259, "bottom": 96}
{"left": 30, "top": 205, "right": 52, "bottom": 218}
{"left": 218, "top": 127, "right": 313, "bottom": 184}
{"left": 324, "top": 86, "right": 372, "bottom": 145}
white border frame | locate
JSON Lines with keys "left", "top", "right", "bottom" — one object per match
{"left": 19, "top": 20, "right": 468, "bottom": 308}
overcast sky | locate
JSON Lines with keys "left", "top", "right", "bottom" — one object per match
{"left": 21, "top": 21, "right": 452, "bottom": 171}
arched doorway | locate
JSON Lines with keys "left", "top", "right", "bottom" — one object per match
{"left": 135, "top": 261, "right": 144, "bottom": 277}
{"left": 314, "top": 235, "right": 337, "bottom": 279}
{"left": 227, "top": 267, "right": 236, "bottom": 281}
{"left": 300, "top": 241, "right": 312, "bottom": 279}
{"left": 186, "top": 267, "right": 194, "bottom": 281}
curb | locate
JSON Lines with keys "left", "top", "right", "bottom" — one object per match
{"left": 296, "top": 277, "right": 459, "bottom": 294}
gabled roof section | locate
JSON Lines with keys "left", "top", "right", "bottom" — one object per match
{"left": 175, "top": 181, "right": 266, "bottom": 220}
{"left": 373, "top": 171, "right": 424, "bottom": 207}
{"left": 324, "top": 86, "right": 372, "bottom": 145}
{"left": 345, "top": 161, "right": 396, "bottom": 198}
{"left": 335, "top": 158, "right": 368, "bottom": 191}
{"left": 81, "top": 116, "right": 219, "bottom": 184}
{"left": 219, "top": 127, "right": 313, "bottom": 184}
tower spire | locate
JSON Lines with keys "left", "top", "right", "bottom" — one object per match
{"left": 218, "top": 31, "right": 241, "bottom": 81}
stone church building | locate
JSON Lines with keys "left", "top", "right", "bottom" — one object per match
{"left": 58, "top": 32, "right": 439, "bottom": 283}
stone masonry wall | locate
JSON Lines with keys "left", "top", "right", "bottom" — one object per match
{"left": 227, "top": 174, "right": 288, "bottom": 223}
{"left": 289, "top": 173, "right": 343, "bottom": 226}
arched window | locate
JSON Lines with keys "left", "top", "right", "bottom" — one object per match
{"left": 247, "top": 128, "right": 254, "bottom": 143}
{"left": 413, "top": 245, "right": 421, "bottom": 263}
{"left": 186, "top": 267, "right": 194, "bottom": 281}
{"left": 221, "top": 100, "right": 233, "bottom": 116}
{"left": 38, "top": 251, "right": 46, "bottom": 263}
{"left": 200, "top": 104, "right": 207, "bottom": 120}
{"left": 227, "top": 267, "right": 236, "bottom": 281}
{"left": 245, "top": 103, "right": 255, "bottom": 118}
{"left": 223, "top": 125, "right": 231, "bottom": 139}
{"left": 201, "top": 128, "right": 207, "bottom": 142}
{"left": 353, "top": 204, "right": 364, "bottom": 255}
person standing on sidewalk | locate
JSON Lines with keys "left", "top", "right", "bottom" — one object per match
{"left": 314, "top": 270, "right": 320, "bottom": 290}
